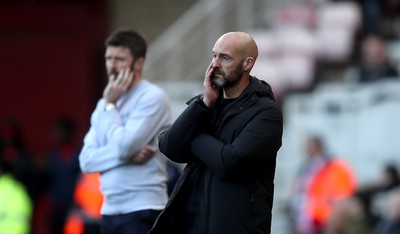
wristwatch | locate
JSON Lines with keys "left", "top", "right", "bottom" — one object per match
{"left": 105, "top": 102, "right": 116, "bottom": 111}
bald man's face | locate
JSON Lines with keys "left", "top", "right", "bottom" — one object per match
{"left": 210, "top": 36, "right": 245, "bottom": 89}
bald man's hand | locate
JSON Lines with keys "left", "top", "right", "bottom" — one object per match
{"left": 202, "top": 63, "right": 219, "bottom": 108}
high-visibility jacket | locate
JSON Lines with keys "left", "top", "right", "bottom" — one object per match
{"left": 0, "top": 174, "right": 32, "bottom": 234}
{"left": 74, "top": 173, "right": 103, "bottom": 219}
{"left": 63, "top": 173, "right": 103, "bottom": 234}
{"left": 307, "top": 158, "right": 356, "bottom": 226}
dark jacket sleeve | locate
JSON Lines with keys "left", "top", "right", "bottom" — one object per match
{"left": 158, "top": 97, "right": 213, "bottom": 163}
{"left": 190, "top": 105, "right": 282, "bottom": 178}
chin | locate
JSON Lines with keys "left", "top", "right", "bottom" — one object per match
{"left": 211, "top": 79, "right": 225, "bottom": 89}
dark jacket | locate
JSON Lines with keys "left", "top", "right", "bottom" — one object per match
{"left": 150, "top": 77, "right": 283, "bottom": 234}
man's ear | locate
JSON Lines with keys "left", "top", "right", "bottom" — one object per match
{"left": 243, "top": 57, "right": 255, "bottom": 71}
{"left": 133, "top": 57, "right": 145, "bottom": 71}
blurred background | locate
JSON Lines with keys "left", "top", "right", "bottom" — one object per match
{"left": 1, "top": 0, "right": 400, "bottom": 233}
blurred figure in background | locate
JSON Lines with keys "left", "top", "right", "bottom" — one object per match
{"left": 63, "top": 173, "right": 103, "bottom": 234}
{"left": 0, "top": 118, "right": 37, "bottom": 201}
{"left": 0, "top": 118, "right": 44, "bottom": 234}
{"left": 352, "top": 163, "right": 400, "bottom": 231}
{"left": 379, "top": 164, "right": 400, "bottom": 191}
{"left": 381, "top": 0, "right": 400, "bottom": 38}
{"left": 345, "top": 35, "right": 398, "bottom": 83}
{"left": 324, "top": 193, "right": 374, "bottom": 234}
{"left": 357, "top": 0, "right": 400, "bottom": 38}
{"left": 290, "top": 136, "right": 356, "bottom": 234}
{"left": 358, "top": 0, "right": 383, "bottom": 36}
{"left": 0, "top": 139, "right": 32, "bottom": 234}
{"left": 46, "top": 117, "right": 81, "bottom": 234}
{"left": 374, "top": 187, "right": 400, "bottom": 234}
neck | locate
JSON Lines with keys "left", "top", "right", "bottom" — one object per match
{"left": 223, "top": 75, "right": 250, "bottom": 99}
{"left": 129, "top": 72, "right": 143, "bottom": 89}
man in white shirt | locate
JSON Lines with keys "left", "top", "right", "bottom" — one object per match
{"left": 79, "top": 29, "right": 172, "bottom": 234}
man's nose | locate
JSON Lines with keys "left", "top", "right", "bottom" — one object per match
{"left": 109, "top": 59, "right": 119, "bottom": 70}
{"left": 212, "top": 58, "right": 221, "bottom": 68}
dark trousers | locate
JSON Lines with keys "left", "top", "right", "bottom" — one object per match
{"left": 101, "top": 209, "right": 161, "bottom": 234}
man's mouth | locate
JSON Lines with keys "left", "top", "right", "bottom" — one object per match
{"left": 211, "top": 73, "right": 221, "bottom": 79}
{"left": 213, "top": 69, "right": 223, "bottom": 76}
{"left": 110, "top": 70, "right": 119, "bottom": 78}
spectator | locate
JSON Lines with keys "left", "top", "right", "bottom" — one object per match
{"left": 355, "top": 163, "right": 400, "bottom": 228}
{"left": 356, "top": 0, "right": 400, "bottom": 37}
{"left": 0, "top": 118, "right": 37, "bottom": 201}
{"left": 374, "top": 187, "right": 400, "bottom": 234}
{"left": 0, "top": 140, "right": 32, "bottom": 234}
{"left": 345, "top": 35, "right": 399, "bottom": 83}
{"left": 358, "top": 0, "right": 383, "bottom": 36}
{"left": 379, "top": 164, "right": 400, "bottom": 191}
{"left": 46, "top": 117, "right": 81, "bottom": 234}
{"left": 381, "top": 0, "right": 400, "bottom": 38}
{"left": 63, "top": 173, "right": 103, "bottom": 234}
{"left": 324, "top": 194, "right": 374, "bottom": 234}
{"left": 290, "top": 136, "right": 356, "bottom": 234}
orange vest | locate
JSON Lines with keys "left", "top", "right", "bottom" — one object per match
{"left": 307, "top": 159, "right": 356, "bottom": 226}
{"left": 63, "top": 173, "right": 103, "bottom": 234}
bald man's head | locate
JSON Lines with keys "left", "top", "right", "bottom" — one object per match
{"left": 217, "top": 32, "right": 258, "bottom": 63}
{"left": 210, "top": 32, "right": 259, "bottom": 90}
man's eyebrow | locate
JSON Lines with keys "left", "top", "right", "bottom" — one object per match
{"left": 213, "top": 51, "right": 231, "bottom": 58}
{"left": 104, "top": 55, "right": 125, "bottom": 60}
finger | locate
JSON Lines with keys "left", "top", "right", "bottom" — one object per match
{"left": 146, "top": 150, "right": 156, "bottom": 158}
{"left": 204, "top": 69, "right": 214, "bottom": 88}
{"left": 207, "top": 67, "right": 214, "bottom": 78}
{"left": 114, "top": 70, "right": 124, "bottom": 85}
{"left": 109, "top": 74, "right": 117, "bottom": 82}
{"left": 133, "top": 154, "right": 146, "bottom": 164}
{"left": 141, "top": 151, "right": 151, "bottom": 159}
{"left": 138, "top": 153, "right": 146, "bottom": 162}
{"left": 206, "top": 62, "right": 213, "bottom": 73}
{"left": 120, "top": 68, "right": 131, "bottom": 86}
{"left": 122, "top": 68, "right": 129, "bottom": 80}
{"left": 118, "top": 69, "right": 127, "bottom": 84}
{"left": 141, "top": 154, "right": 152, "bottom": 163}
{"left": 205, "top": 63, "right": 214, "bottom": 76}
{"left": 131, "top": 153, "right": 145, "bottom": 164}
{"left": 121, "top": 70, "right": 133, "bottom": 89}
{"left": 145, "top": 145, "right": 157, "bottom": 153}
{"left": 204, "top": 70, "right": 213, "bottom": 86}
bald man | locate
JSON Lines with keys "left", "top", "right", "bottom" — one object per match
{"left": 150, "top": 32, "right": 283, "bottom": 234}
